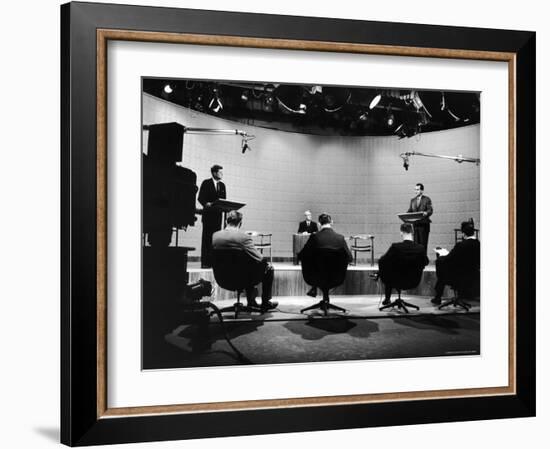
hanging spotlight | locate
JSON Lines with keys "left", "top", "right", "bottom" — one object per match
{"left": 369, "top": 94, "right": 382, "bottom": 110}
{"left": 264, "top": 93, "right": 274, "bottom": 106}
{"left": 322, "top": 88, "right": 351, "bottom": 112}
{"left": 359, "top": 111, "right": 368, "bottom": 121}
{"left": 194, "top": 94, "right": 204, "bottom": 112}
{"left": 163, "top": 84, "right": 173, "bottom": 94}
{"left": 275, "top": 85, "right": 310, "bottom": 114}
{"left": 241, "top": 90, "right": 249, "bottom": 102}
{"left": 208, "top": 88, "right": 223, "bottom": 113}
{"left": 386, "top": 105, "right": 395, "bottom": 127}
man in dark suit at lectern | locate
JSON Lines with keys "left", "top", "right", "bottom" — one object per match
{"left": 407, "top": 182, "right": 433, "bottom": 251}
{"left": 198, "top": 164, "right": 226, "bottom": 268}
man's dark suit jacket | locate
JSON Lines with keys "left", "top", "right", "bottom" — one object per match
{"left": 198, "top": 178, "right": 226, "bottom": 221}
{"left": 297, "top": 220, "right": 319, "bottom": 234}
{"left": 407, "top": 195, "right": 433, "bottom": 226}
{"left": 436, "top": 238, "right": 480, "bottom": 285}
{"left": 298, "top": 227, "right": 353, "bottom": 264}
{"left": 379, "top": 240, "right": 429, "bottom": 285}
{"left": 298, "top": 227, "right": 352, "bottom": 288}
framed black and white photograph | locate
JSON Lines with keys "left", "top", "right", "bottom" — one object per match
{"left": 61, "top": 2, "right": 535, "bottom": 446}
{"left": 141, "top": 78, "right": 483, "bottom": 370}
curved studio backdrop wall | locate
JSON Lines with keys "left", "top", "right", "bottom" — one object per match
{"left": 143, "top": 93, "right": 480, "bottom": 260}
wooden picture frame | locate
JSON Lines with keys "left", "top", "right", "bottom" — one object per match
{"left": 61, "top": 1, "right": 535, "bottom": 446}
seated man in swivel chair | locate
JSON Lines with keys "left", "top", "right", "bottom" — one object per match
{"left": 298, "top": 213, "right": 353, "bottom": 298}
{"left": 379, "top": 223, "right": 429, "bottom": 306}
{"left": 431, "top": 220, "right": 480, "bottom": 305}
{"left": 212, "top": 210, "right": 278, "bottom": 312}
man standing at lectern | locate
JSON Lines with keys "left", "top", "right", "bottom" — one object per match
{"left": 198, "top": 164, "right": 226, "bottom": 268}
{"left": 407, "top": 183, "right": 433, "bottom": 252}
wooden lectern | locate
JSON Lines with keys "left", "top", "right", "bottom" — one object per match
{"left": 397, "top": 212, "right": 425, "bottom": 223}
{"left": 210, "top": 199, "right": 246, "bottom": 225}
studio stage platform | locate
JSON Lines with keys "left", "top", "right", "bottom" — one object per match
{"left": 188, "top": 262, "right": 458, "bottom": 303}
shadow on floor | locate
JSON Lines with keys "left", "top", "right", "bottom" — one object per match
{"left": 33, "top": 427, "right": 59, "bottom": 443}
{"left": 389, "top": 313, "right": 480, "bottom": 336}
{"left": 283, "top": 317, "right": 382, "bottom": 342}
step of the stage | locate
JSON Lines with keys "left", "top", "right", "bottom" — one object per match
{"left": 202, "top": 295, "right": 480, "bottom": 321}
{"left": 188, "top": 263, "right": 441, "bottom": 301}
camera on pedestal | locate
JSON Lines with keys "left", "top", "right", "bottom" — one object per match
{"left": 142, "top": 122, "right": 210, "bottom": 328}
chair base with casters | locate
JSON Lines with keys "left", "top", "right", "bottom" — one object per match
{"left": 214, "top": 290, "right": 262, "bottom": 319}
{"left": 301, "top": 289, "right": 346, "bottom": 316}
{"left": 300, "top": 247, "right": 349, "bottom": 317}
{"left": 301, "top": 300, "right": 346, "bottom": 316}
{"left": 438, "top": 289, "right": 471, "bottom": 311}
{"left": 211, "top": 248, "right": 266, "bottom": 319}
{"left": 379, "top": 289, "right": 420, "bottom": 314}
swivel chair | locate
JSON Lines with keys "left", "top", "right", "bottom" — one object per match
{"left": 211, "top": 248, "right": 262, "bottom": 319}
{"left": 439, "top": 269, "right": 480, "bottom": 312}
{"left": 300, "top": 247, "right": 349, "bottom": 316}
{"left": 379, "top": 256, "right": 425, "bottom": 313}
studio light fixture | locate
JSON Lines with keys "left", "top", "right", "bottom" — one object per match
{"left": 386, "top": 105, "right": 395, "bottom": 127}
{"left": 310, "top": 85, "right": 323, "bottom": 95}
{"left": 264, "top": 93, "right": 274, "bottom": 106}
{"left": 208, "top": 88, "right": 223, "bottom": 113}
{"left": 141, "top": 79, "right": 482, "bottom": 137}
{"left": 369, "top": 93, "right": 382, "bottom": 110}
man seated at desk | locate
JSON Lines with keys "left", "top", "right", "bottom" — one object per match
{"left": 431, "top": 221, "right": 480, "bottom": 305}
{"left": 212, "top": 210, "right": 278, "bottom": 312}
{"left": 297, "top": 210, "right": 319, "bottom": 234}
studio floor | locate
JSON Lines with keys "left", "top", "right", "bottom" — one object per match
{"left": 143, "top": 295, "right": 480, "bottom": 369}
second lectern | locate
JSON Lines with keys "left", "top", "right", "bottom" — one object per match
{"left": 397, "top": 212, "right": 425, "bottom": 223}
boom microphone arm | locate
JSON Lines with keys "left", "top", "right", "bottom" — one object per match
{"left": 400, "top": 151, "right": 480, "bottom": 171}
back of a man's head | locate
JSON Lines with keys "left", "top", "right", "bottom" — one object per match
{"left": 461, "top": 221, "right": 475, "bottom": 237}
{"left": 226, "top": 210, "right": 242, "bottom": 227}
{"left": 400, "top": 223, "right": 413, "bottom": 237}
{"left": 318, "top": 213, "right": 332, "bottom": 226}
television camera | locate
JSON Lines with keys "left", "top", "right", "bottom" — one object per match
{"left": 142, "top": 122, "right": 249, "bottom": 363}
